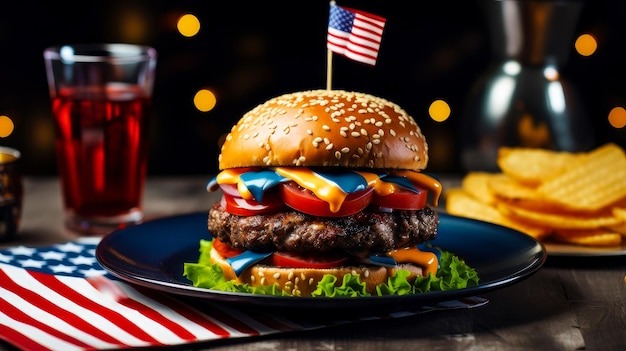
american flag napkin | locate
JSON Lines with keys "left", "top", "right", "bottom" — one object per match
{"left": 0, "top": 238, "right": 487, "bottom": 351}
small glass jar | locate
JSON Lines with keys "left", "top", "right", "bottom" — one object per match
{"left": 0, "top": 147, "right": 23, "bottom": 241}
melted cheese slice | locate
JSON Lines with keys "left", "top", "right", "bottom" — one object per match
{"left": 214, "top": 167, "right": 443, "bottom": 211}
{"left": 392, "top": 170, "right": 442, "bottom": 206}
{"left": 387, "top": 246, "right": 438, "bottom": 277}
{"left": 356, "top": 171, "right": 397, "bottom": 196}
{"left": 274, "top": 167, "right": 348, "bottom": 212}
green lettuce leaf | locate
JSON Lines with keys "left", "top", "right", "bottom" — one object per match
{"left": 311, "top": 273, "right": 370, "bottom": 297}
{"left": 183, "top": 240, "right": 479, "bottom": 297}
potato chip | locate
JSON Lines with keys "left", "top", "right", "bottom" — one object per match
{"left": 497, "top": 202, "right": 622, "bottom": 230}
{"left": 448, "top": 144, "right": 626, "bottom": 247}
{"left": 612, "top": 207, "right": 626, "bottom": 221}
{"left": 497, "top": 147, "right": 580, "bottom": 186}
{"left": 606, "top": 223, "right": 626, "bottom": 237}
{"left": 609, "top": 208, "right": 626, "bottom": 236}
{"left": 499, "top": 217, "right": 552, "bottom": 241}
{"left": 445, "top": 190, "right": 551, "bottom": 240}
{"left": 460, "top": 172, "right": 505, "bottom": 205}
{"left": 553, "top": 229, "right": 622, "bottom": 247}
{"left": 445, "top": 189, "right": 502, "bottom": 223}
{"left": 537, "top": 143, "right": 626, "bottom": 211}
{"left": 488, "top": 175, "right": 564, "bottom": 212}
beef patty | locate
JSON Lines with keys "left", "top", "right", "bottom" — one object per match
{"left": 208, "top": 202, "right": 439, "bottom": 256}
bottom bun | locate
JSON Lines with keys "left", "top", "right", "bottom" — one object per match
{"left": 210, "top": 248, "right": 423, "bottom": 296}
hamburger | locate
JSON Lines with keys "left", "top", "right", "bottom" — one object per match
{"left": 184, "top": 90, "right": 477, "bottom": 297}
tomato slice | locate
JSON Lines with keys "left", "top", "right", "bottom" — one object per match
{"left": 212, "top": 239, "right": 245, "bottom": 258}
{"left": 279, "top": 181, "right": 373, "bottom": 217}
{"left": 371, "top": 186, "right": 429, "bottom": 210}
{"left": 221, "top": 191, "right": 286, "bottom": 216}
{"left": 271, "top": 251, "right": 349, "bottom": 269}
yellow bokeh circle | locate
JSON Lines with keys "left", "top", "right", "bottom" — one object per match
{"left": 575, "top": 34, "right": 597, "bottom": 57}
{"left": 428, "top": 100, "right": 451, "bottom": 122}
{"left": 0, "top": 115, "right": 15, "bottom": 138}
{"left": 608, "top": 106, "right": 626, "bottom": 128}
{"left": 177, "top": 14, "right": 200, "bottom": 37}
{"left": 194, "top": 89, "right": 217, "bottom": 112}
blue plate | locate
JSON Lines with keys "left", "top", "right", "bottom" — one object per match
{"left": 96, "top": 212, "right": 546, "bottom": 311}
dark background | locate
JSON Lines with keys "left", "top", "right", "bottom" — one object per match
{"left": 0, "top": 0, "right": 624, "bottom": 176}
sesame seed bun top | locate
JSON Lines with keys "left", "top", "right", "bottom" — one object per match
{"left": 218, "top": 90, "right": 429, "bottom": 171}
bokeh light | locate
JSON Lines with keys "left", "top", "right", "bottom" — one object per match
{"left": 428, "top": 100, "right": 451, "bottom": 122}
{"left": 0, "top": 115, "right": 15, "bottom": 138}
{"left": 608, "top": 107, "right": 626, "bottom": 128}
{"left": 110, "top": 3, "right": 149, "bottom": 43}
{"left": 543, "top": 66, "right": 559, "bottom": 81}
{"left": 194, "top": 89, "right": 217, "bottom": 112}
{"left": 177, "top": 14, "right": 200, "bottom": 37}
{"left": 575, "top": 33, "right": 597, "bottom": 56}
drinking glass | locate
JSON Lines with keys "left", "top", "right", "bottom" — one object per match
{"left": 43, "top": 43, "right": 157, "bottom": 235}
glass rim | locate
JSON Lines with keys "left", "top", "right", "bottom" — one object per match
{"left": 43, "top": 43, "right": 157, "bottom": 63}
{"left": 0, "top": 146, "right": 20, "bottom": 163}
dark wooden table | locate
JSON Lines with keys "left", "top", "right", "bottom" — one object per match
{"left": 3, "top": 176, "right": 625, "bottom": 350}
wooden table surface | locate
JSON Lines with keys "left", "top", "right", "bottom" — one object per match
{"left": 3, "top": 176, "right": 626, "bottom": 351}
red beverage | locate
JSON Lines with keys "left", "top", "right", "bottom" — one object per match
{"left": 52, "top": 84, "right": 150, "bottom": 221}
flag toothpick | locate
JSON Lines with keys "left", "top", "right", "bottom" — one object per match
{"left": 326, "top": 1, "right": 387, "bottom": 90}
{"left": 326, "top": 47, "right": 333, "bottom": 90}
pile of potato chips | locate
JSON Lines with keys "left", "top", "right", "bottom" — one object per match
{"left": 445, "top": 143, "right": 626, "bottom": 247}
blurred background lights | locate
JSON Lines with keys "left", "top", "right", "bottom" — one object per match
{"left": 608, "top": 107, "right": 626, "bottom": 128}
{"left": 543, "top": 66, "right": 559, "bottom": 81}
{"left": 0, "top": 115, "right": 14, "bottom": 138}
{"left": 487, "top": 76, "right": 515, "bottom": 120}
{"left": 502, "top": 60, "right": 521, "bottom": 76}
{"left": 547, "top": 82, "right": 566, "bottom": 113}
{"left": 428, "top": 100, "right": 451, "bottom": 122}
{"left": 194, "top": 89, "right": 217, "bottom": 112}
{"left": 111, "top": 3, "right": 150, "bottom": 43}
{"left": 177, "top": 14, "right": 200, "bottom": 37}
{"left": 575, "top": 33, "right": 598, "bottom": 56}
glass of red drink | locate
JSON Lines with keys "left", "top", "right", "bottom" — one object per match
{"left": 43, "top": 44, "right": 157, "bottom": 235}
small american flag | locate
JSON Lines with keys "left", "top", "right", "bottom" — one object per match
{"left": 0, "top": 238, "right": 487, "bottom": 351}
{"left": 327, "top": 3, "right": 386, "bottom": 66}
